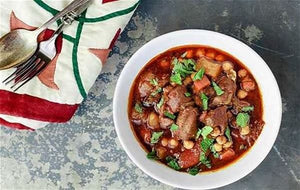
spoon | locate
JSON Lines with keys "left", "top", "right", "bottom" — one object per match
{"left": 0, "top": 0, "right": 91, "bottom": 70}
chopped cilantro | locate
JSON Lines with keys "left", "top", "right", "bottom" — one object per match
{"left": 166, "top": 156, "right": 181, "bottom": 170}
{"left": 200, "top": 152, "right": 211, "bottom": 168}
{"left": 184, "top": 92, "right": 191, "bottom": 97}
{"left": 188, "top": 167, "right": 200, "bottom": 176}
{"left": 164, "top": 111, "right": 176, "bottom": 120}
{"left": 225, "top": 127, "right": 232, "bottom": 141}
{"left": 200, "top": 93, "right": 208, "bottom": 110}
{"left": 150, "top": 78, "right": 158, "bottom": 86}
{"left": 212, "top": 81, "right": 224, "bottom": 96}
{"left": 147, "top": 150, "right": 157, "bottom": 160}
{"left": 201, "top": 126, "right": 213, "bottom": 139}
{"left": 134, "top": 103, "right": 143, "bottom": 113}
{"left": 240, "top": 144, "right": 246, "bottom": 150}
{"left": 201, "top": 138, "right": 214, "bottom": 152}
{"left": 151, "top": 87, "right": 162, "bottom": 96}
{"left": 236, "top": 113, "right": 250, "bottom": 127}
{"left": 170, "top": 73, "right": 182, "bottom": 85}
{"left": 170, "top": 124, "right": 179, "bottom": 131}
{"left": 193, "top": 67, "right": 205, "bottom": 81}
{"left": 150, "top": 131, "right": 163, "bottom": 144}
{"left": 210, "top": 144, "right": 219, "bottom": 158}
{"left": 157, "top": 97, "right": 164, "bottom": 109}
{"left": 195, "top": 128, "right": 202, "bottom": 140}
{"left": 242, "top": 106, "right": 254, "bottom": 112}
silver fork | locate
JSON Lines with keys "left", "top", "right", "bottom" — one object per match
{"left": 2, "top": 1, "right": 91, "bottom": 92}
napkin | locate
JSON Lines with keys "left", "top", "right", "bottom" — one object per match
{"left": 0, "top": 0, "right": 140, "bottom": 130}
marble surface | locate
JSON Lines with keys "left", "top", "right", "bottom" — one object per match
{"left": 1, "top": 0, "right": 300, "bottom": 189}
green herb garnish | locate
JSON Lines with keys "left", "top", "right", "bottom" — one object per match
{"left": 200, "top": 93, "right": 208, "bottom": 110}
{"left": 184, "top": 92, "right": 191, "bottom": 97}
{"left": 150, "top": 131, "right": 163, "bottom": 144}
{"left": 225, "top": 127, "right": 232, "bottom": 141}
{"left": 166, "top": 156, "right": 181, "bottom": 170}
{"left": 164, "top": 111, "right": 176, "bottom": 120}
{"left": 157, "top": 97, "right": 164, "bottom": 109}
{"left": 151, "top": 87, "right": 162, "bottom": 96}
{"left": 170, "top": 124, "right": 179, "bottom": 131}
{"left": 195, "top": 128, "right": 202, "bottom": 140}
{"left": 210, "top": 144, "right": 219, "bottom": 158}
{"left": 212, "top": 81, "right": 224, "bottom": 96}
{"left": 236, "top": 113, "right": 250, "bottom": 127}
{"left": 134, "top": 103, "right": 143, "bottom": 113}
{"left": 242, "top": 106, "right": 254, "bottom": 112}
{"left": 200, "top": 152, "right": 211, "bottom": 168}
{"left": 188, "top": 167, "right": 200, "bottom": 176}
{"left": 150, "top": 78, "right": 158, "bottom": 86}
{"left": 200, "top": 138, "right": 214, "bottom": 152}
{"left": 201, "top": 126, "right": 213, "bottom": 139}
{"left": 240, "top": 144, "right": 246, "bottom": 150}
{"left": 147, "top": 150, "right": 157, "bottom": 160}
{"left": 170, "top": 73, "right": 182, "bottom": 85}
{"left": 193, "top": 67, "right": 205, "bottom": 81}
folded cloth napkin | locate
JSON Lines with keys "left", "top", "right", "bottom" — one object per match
{"left": 0, "top": 0, "right": 140, "bottom": 130}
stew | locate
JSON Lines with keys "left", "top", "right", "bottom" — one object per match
{"left": 128, "top": 45, "right": 264, "bottom": 175}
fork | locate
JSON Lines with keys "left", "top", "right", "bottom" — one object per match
{"left": 2, "top": 1, "right": 91, "bottom": 92}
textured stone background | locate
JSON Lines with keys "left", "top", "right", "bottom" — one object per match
{"left": 1, "top": 0, "right": 300, "bottom": 189}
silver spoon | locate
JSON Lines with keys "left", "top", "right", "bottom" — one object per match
{"left": 0, "top": 0, "right": 91, "bottom": 70}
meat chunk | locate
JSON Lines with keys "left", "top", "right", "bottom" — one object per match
{"left": 232, "top": 97, "right": 250, "bottom": 114}
{"left": 196, "top": 57, "right": 222, "bottom": 78}
{"left": 167, "top": 86, "right": 192, "bottom": 113}
{"left": 178, "top": 147, "right": 200, "bottom": 169}
{"left": 220, "top": 148, "right": 235, "bottom": 160}
{"left": 200, "top": 106, "right": 228, "bottom": 133}
{"left": 211, "top": 75, "right": 237, "bottom": 106}
{"left": 159, "top": 116, "right": 174, "bottom": 129}
{"left": 138, "top": 72, "right": 169, "bottom": 98}
{"left": 174, "top": 107, "right": 199, "bottom": 140}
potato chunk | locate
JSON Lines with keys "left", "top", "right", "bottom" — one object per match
{"left": 196, "top": 57, "right": 222, "bottom": 78}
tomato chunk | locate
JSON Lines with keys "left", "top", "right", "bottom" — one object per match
{"left": 193, "top": 75, "right": 211, "bottom": 93}
{"left": 178, "top": 148, "right": 200, "bottom": 169}
{"left": 220, "top": 148, "right": 236, "bottom": 160}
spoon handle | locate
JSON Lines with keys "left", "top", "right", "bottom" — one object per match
{"left": 36, "top": 0, "right": 91, "bottom": 33}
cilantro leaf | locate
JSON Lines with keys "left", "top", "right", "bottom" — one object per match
{"left": 201, "top": 126, "right": 213, "bottom": 139}
{"left": 200, "top": 93, "right": 208, "bottom": 110}
{"left": 170, "top": 73, "right": 182, "bottom": 85}
{"left": 225, "top": 127, "right": 232, "bottom": 141}
{"left": 150, "top": 78, "right": 158, "bottom": 86}
{"left": 184, "top": 92, "right": 191, "bottom": 97}
{"left": 188, "top": 167, "right": 200, "bottom": 176}
{"left": 164, "top": 111, "right": 176, "bottom": 120}
{"left": 193, "top": 67, "right": 205, "bottom": 81}
{"left": 134, "top": 103, "right": 143, "bottom": 113}
{"left": 157, "top": 97, "right": 164, "bottom": 109}
{"left": 210, "top": 144, "right": 219, "bottom": 158}
{"left": 212, "top": 81, "right": 224, "bottom": 96}
{"left": 201, "top": 138, "right": 214, "bottom": 152}
{"left": 151, "top": 87, "right": 162, "bottom": 96}
{"left": 166, "top": 157, "right": 181, "bottom": 170}
{"left": 242, "top": 106, "right": 254, "bottom": 112}
{"left": 236, "top": 113, "right": 250, "bottom": 127}
{"left": 170, "top": 124, "right": 179, "bottom": 131}
{"left": 200, "top": 152, "right": 211, "bottom": 168}
{"left": 195, "top": 128, "right": 202, "bottom": 140}
{"left": 147, "top": 150, "right": 157, "bottom": 160}
{"left": 150, "top": 131, "right": 163, "bottom": 144}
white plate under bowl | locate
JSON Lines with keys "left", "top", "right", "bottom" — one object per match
{"left": 113, "top": 29, "right": 282, "bottom": 189}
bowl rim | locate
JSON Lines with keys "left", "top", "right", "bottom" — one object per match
{"left": 113, "top": 29, "right": 282, "bottom": 189}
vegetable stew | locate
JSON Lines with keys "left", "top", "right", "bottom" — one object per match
{"left": 128, "top": 45, "right": 264, "bottom": 175}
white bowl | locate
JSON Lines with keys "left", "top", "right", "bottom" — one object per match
{"left": 113, "top": 29, "right": 282, "bottom": 189}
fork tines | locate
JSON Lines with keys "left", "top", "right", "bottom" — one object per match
{"left": 2, "top": 51, "right": 51, "bottom": 92}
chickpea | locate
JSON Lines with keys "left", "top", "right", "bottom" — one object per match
{"left": 216, "top": 136, "right": 227, "bottom": 145}
{"left": 223, "top": 141, "right": 233, "bottom": 149}
{"left": 195, "top": 48, "right": 205, "bottom": 57}
{"left": 237, "top": 89, "right": 248, "bottom": 99}
{"left": 186, "top": 50, "right": 194, "bottom": 58}
{"left": 238, "top": 69, "right": 247, "bottom": 78}
{"left": 183, "top": 76, "right": 193, "bottom": 85}
{"left": 190, "top": 72, "right": 196, "bottom": 79}
{"left": 161, "top": 138, "right": 168, "bottom": 147}
{"left": 213, "top": 143, "right": 223, "bottom": 152}
{"left": 156, "top": 147, "right": 167, "bottom": 159}
{"left": 206, "top": 50, "right": 216, "bottom": 59}
{"left": 210, "top": 127, "right": 221, "bottom": 137}
{"left": 148, "top": 112, "right": 159, "bottom": 129}
{"left": 216, "top": 54, "right": 226, "bottom": 62}
{"left": 222, "top": 61, "right": 233, "bottom": 71}
{"left": 168, "top": 138, "right": 179, "bottom": 148}
{"left": 183, "top": 140, "right": 194, "bottom": 149}
{"left": 241, "top": 126, "right": 250, "bottom": 135}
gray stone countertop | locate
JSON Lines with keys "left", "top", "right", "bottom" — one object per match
{"left": 1, "top": 0, "right": 299, "bottom": 189}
